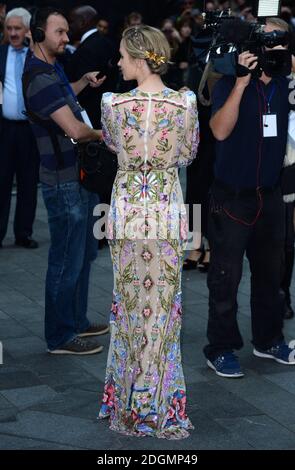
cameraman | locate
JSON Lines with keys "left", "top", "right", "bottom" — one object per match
{"left": 23, "top": 7, "right": 109, "bottom": 355}
{"left": 204, "top": 17, "right": 295, "bottom": 377}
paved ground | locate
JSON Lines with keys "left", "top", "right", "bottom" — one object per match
{"left": 1, "top": 188, "right": 295, "bottom": 451}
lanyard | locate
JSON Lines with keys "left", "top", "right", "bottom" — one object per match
{"left": 54, "top": 61, "right": 79, "bottom": 104}
{"left": 258, "top": 81, "right": 276, "bottom": 114}
{"left": 53, "top": 61, "right": 85, "bottom": 144}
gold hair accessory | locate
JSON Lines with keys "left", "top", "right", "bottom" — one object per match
{"left": 145, "top": 50, "right": 167, "bottom": 66}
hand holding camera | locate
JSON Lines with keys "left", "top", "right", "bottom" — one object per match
{"left": 236, "top": 51, "right": 258, "bottom": 87}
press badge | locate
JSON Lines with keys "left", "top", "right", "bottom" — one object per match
{"left": 81, "top": 109, "right": 93, "bottom": 128}
{"left": 263, "top": 114, "right": 277, "bottom": 138}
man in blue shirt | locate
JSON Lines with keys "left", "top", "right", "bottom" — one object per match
{"left": 204, "top": 17, "right": 295, "bottom": 377}
{"left": 24, "top": 7, "right": 109, "bottom": 355}
{"left": 0, "top": 8, "right": 39, "bottom": 249}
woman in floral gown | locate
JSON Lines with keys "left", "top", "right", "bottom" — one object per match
{"left": 99, "top": 25, "right": 199, "bottom": 439}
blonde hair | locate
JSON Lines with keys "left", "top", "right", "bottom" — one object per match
{"left": 266, "top": 17, "right": 290, "bottom": 33}
{"left": 122, "top": 25, "right": 171, "bottom": 75}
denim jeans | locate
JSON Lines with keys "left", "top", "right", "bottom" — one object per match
{"left": 204, "top": 181, "right": 285, "bottom": 361}
{"left": 42, "top": 181, "right": 99, "bottom": 350}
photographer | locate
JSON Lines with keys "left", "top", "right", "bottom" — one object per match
{"left": 204, "top": 17, "right": 295, "bottom": 377}
{"left": 23, "top": 7, "right": 109, "bottom": 355}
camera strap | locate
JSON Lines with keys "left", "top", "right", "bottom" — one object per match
{"left": 54, "top": 62, "right": 93, "bottom": 128}
{"left": 54, "top": 61, "right": 77, "bottom": 102}
{"left": 22, "top": 67, "right": 65, "bottom": 170}
{"left": 236, "top": 63, "right": 251, "bottom": 78}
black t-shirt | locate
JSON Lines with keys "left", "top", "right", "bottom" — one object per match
{"left": 211, "top": 75, "right": 290, "bottom": 190}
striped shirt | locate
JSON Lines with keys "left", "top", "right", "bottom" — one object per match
{"left": 24, "top": 55, "right": 83, "bottom": 185}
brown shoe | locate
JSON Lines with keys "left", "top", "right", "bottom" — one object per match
{"left": 48, "top": 337, "right": 103, "bottom": 355}
{"left": 78, "top": 323, "right": 110, "bottom": 337}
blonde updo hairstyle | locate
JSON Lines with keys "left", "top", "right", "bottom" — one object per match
{"left": 122, "top": 25, "right": 171, "bottom": 75}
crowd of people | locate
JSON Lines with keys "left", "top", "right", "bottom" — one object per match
{"left": 0, "top": 0, "right": 295, "bottom": 440}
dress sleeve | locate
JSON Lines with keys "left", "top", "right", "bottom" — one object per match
{"left": 101, "top": 92, "right": 117, "bottom": 153}
{"left": 177, "top": 91, "right": 200, "bottom": 167}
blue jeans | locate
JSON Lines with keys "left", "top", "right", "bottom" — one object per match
{"left": 42, "top": 181, "right": 99, "bottom": 350}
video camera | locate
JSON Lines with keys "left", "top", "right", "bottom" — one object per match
{"left": 192, "top": 0, "right": 292, "bottom": 78}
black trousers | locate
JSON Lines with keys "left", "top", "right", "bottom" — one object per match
{"left": 0, "top": 119, "right": 39, "bottom": 243}
{"left": 185, "top": 102, "right": 215, "bottom": 238}
{"left": 204, "top": 181, "right": 285, "bottom": 361}
{"left": 281, "top": 201, "right": 295, "bottom": 302}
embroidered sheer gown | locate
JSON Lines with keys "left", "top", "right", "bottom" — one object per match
{"left": 99, "top": 87, "right": 199, "bottom": 439}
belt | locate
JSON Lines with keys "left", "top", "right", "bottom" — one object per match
{"left": 3, "top": 117, "right": 28, "bottom": 125}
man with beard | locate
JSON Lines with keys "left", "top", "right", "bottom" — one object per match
{"left": 23, "top": 7, "right": 109, "bottom": 355}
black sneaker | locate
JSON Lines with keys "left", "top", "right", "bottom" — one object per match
{"left": 78, "top": 323, "right": 109, "bottom": 337}
{"left": 48, "top": 336, "right": 103, "bottom": 355}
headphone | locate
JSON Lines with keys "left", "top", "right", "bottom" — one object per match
{"left": 30, "top": 9, "right": 45, "bottom": 43}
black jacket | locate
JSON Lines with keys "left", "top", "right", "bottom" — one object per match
{"left": 65, "top": 31, "right": 118, "bottom": 129}
{"left": 0, "top": 44, "right": 9, "bottom": 128}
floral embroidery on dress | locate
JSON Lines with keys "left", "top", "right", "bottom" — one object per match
{"left": 99, "top": 88, "right": 199, "bottom": 440}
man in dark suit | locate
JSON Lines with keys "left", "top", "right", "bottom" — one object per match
{"left": 0, "top": 7, "right": 39, "bottom": 248}
{"left": 65, "top": 6, "right": 118, "bottom": 219}
{"left": 65, "top": 5, "right": 118, "bottom": 130}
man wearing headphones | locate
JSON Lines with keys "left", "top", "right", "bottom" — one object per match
{"left": 23, "top": 7, "right": 109, "bottom": 355}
